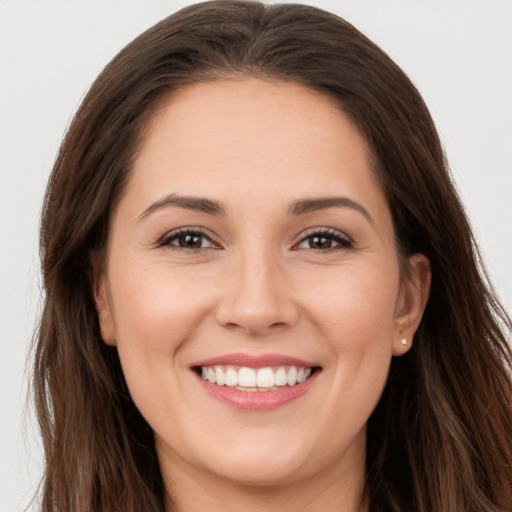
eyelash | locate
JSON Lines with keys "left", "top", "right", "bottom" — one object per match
{"left": 158, "top": 228, "right": 218, "bottom": 252}
{"left": 158, "top": 228, "right": 353, "bottom": 253}
{"left": 295, "top": 228, "right": 353, "bottom": 252}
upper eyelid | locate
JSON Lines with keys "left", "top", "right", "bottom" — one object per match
{"left": 296, "top": 227, "right": 352, "bottom": 242}
{"left": 159, "top": 227, "right": 217, "bottom": 246}
{"left": 293, "top": 228, "right": 354, "bottom": 251}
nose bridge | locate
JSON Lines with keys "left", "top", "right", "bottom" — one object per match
{"left": 240, "top": 241, "right": 279, "bottom": 303}
{"left": 217, "top": 238, "right": 297, "bottom": 334}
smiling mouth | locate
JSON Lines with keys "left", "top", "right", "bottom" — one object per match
{"left": 194, "top": 365, "right": 320, "bottom": 391}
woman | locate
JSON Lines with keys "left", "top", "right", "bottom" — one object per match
{"left": 33, "top": 1, "right": 512, "bottom": 511}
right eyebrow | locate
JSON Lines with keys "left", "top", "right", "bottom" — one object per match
{"left": 137, "top": 194, "right": 226, "bottom": 221}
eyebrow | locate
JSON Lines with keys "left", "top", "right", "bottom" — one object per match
{"left": 138, "top": 194, "right": 225, "bottom": 221}
{"left": 138, "top": 194, "right": 373, "bottom": 225}
{"left": 289, "top": 196, "right": 374, "bottom": 225}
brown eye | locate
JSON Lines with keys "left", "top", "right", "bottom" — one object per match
{"left": 161, "top": 230, "right": 215, "bottom": 250}
{"left": 308, "top": 235, "right": 334, "bottom": 249}
{"left": 296, "top": 230, "right": 352, "bottom": 251}
{"left": 176, "top": 233, "right": 204, "bottom": 248}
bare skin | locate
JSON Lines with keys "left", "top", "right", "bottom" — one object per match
{"left": 95, "top": 78, "right": 430, "bottom": 512}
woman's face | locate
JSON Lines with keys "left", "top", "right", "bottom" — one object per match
{"left": 96, "top": 79, "right": 429, "bottom": 491}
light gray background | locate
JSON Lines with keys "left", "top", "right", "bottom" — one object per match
{"left": 1, "top": 1, "right": 511, "bottom": 510}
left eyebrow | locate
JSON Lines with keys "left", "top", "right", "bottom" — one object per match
{"left": 289, "top": 196, "right": 374, "bottom": 225}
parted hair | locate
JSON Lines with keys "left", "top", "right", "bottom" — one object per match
{"left": 34, "top": 1, "right": 512, "bottom": 511}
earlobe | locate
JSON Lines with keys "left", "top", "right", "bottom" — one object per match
{"left": 393, "top": 253, "right": 431, "bottom": 356}
{"left": 93, "top": 274, "right": 117, "bottom": 346}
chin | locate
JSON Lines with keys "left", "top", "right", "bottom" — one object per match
{"left": 157, "top": 426, "right": 318, "bottom": 487}
{"left": 205, "top": 451, "right": 311, "bottom": 487}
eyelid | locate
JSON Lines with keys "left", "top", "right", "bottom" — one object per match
{"left": 293, "top": 227, "right": 353, "bottom": 250}
{"left": 157, "top": 226, "right": 221, "bottom": 249}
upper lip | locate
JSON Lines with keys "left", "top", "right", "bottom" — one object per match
{"left": 191, "top": 353, "right": 319, "bottom": 369}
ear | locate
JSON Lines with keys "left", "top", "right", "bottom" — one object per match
{"left": 392, "top": 253, "right": 431, "bottom": 356}
{"left": 93, "top": 272, "right": 117, "bottom": 346}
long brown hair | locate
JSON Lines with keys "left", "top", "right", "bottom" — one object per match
{"left": 33, "top": 1, "right": 512, "bottom": 510}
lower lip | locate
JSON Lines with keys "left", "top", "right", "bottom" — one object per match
{"left": 196, "top": 370, "right": 319, "bottom": 411}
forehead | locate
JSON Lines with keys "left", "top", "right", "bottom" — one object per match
{"left": 122, "top": 78, "right": 389, "bottom": 225}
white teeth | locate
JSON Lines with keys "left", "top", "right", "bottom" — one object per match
{"left": 287, "top": 366, "right": 297, "bottom": 386}
{"left": 238, "top": 367, "right": 257, "bottom": 387}
{"left": 256, "top": 367, "right": 274, "bottom": 388}
{"left": 225, "top": 367, "right": 238, "bottom": 386}
{"left": 199, "top": 365, "right": 314, "bottom": 390}
{"left": 215, "top": 366, "right": 225, "bottom": 386}
{"left": 274, "top": 367, "right": 287, "bottom": 386}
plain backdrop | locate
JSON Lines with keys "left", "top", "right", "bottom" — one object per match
{"left": 1, "top": 0, "right": 511, "bottom": 510}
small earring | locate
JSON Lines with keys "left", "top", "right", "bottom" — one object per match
{"left": 400, "top": 338, "right": 407, "bottom": 345}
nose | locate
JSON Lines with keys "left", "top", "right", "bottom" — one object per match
{"left": 215, "top": 247, "right": 299, "bottom": 336}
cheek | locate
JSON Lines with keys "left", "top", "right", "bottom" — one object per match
{"left": 110, "top": 260, "right": 213, "bottom": 346}
{"left": 106, "top": 261, "right": 216, "bottom": 403}
{"left": 305, "top": 262, "right": 399, "bottom": 408}
{"left": 307, "top": 261, "right": 400, "bottom": 344}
